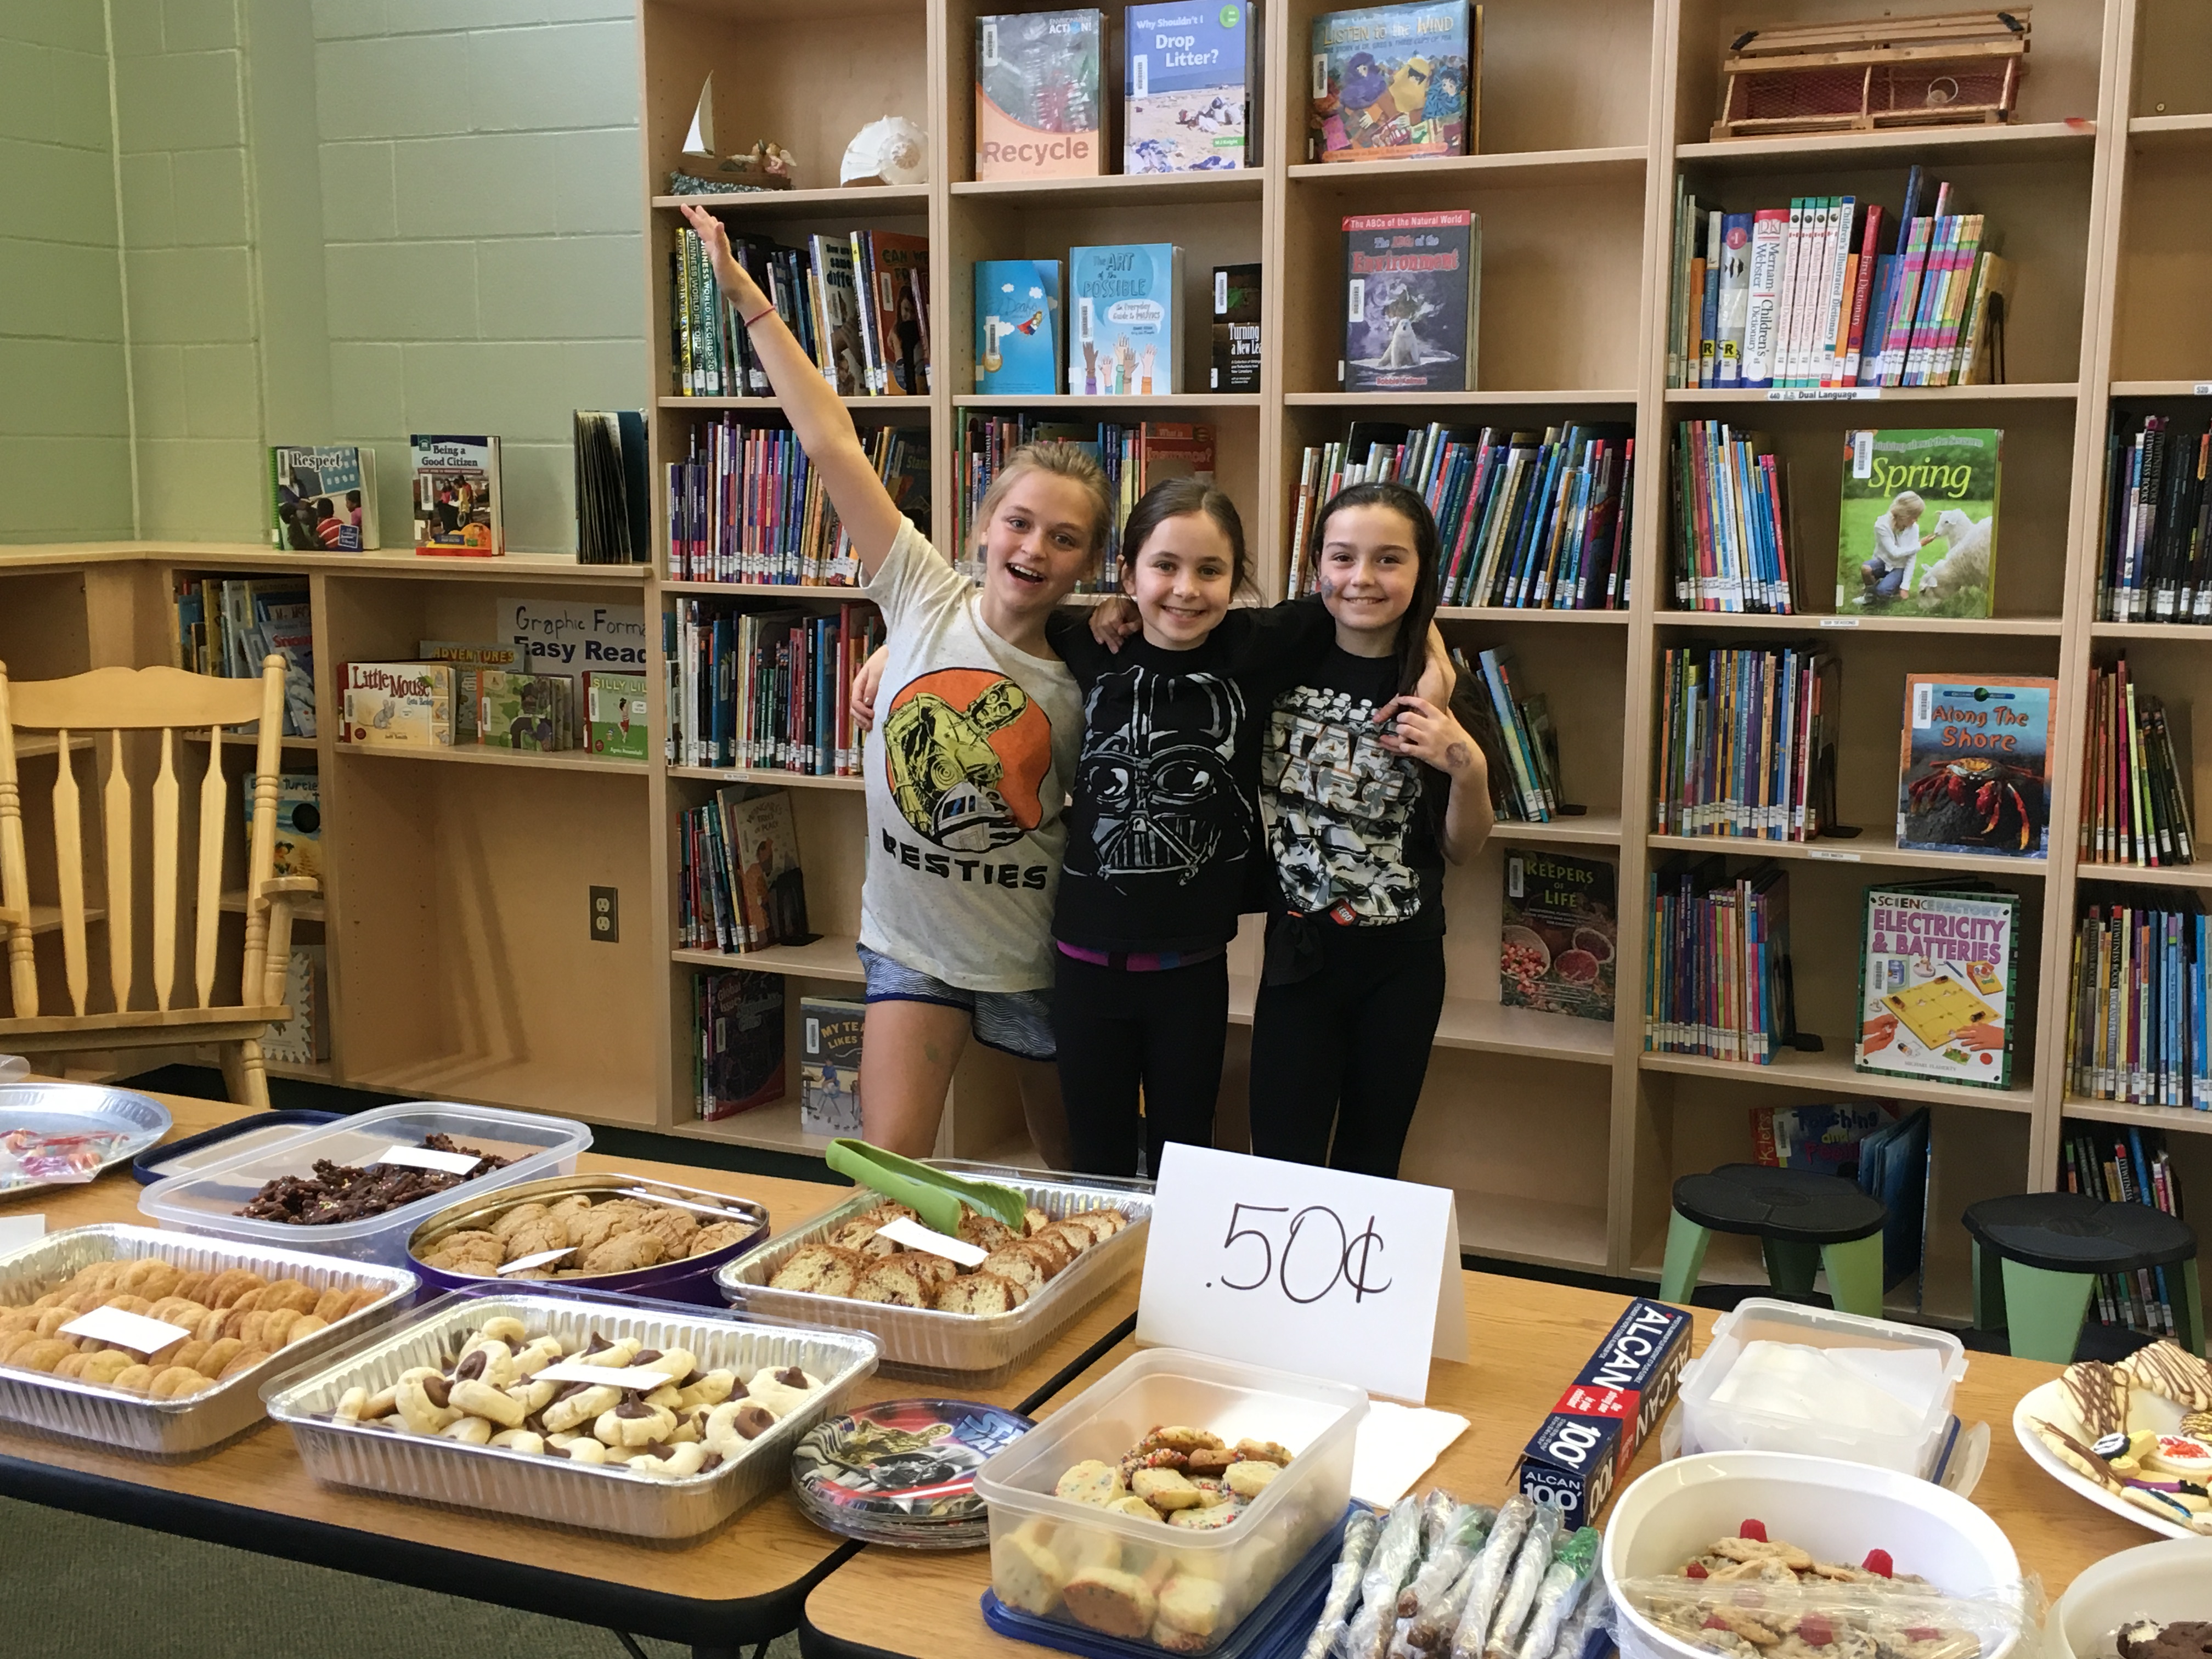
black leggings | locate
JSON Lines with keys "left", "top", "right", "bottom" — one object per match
{"left": 1053, "top": 951, "right": 1228, "bottom": 1178}
{"left": 1248, "top": 928, "right": 1446, "bottom": 1177}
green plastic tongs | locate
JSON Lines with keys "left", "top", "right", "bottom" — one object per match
{"left": 823, "top": 1139, "right": 1028, "bottom": 1238}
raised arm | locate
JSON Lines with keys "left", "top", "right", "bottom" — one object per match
{"left": 680, "top": 204, "right": 904, "bottom": 579}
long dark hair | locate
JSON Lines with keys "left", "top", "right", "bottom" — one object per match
{"left": 1308, "top": 480, "right": 1440, "bottom": 695}
{"left": 1119, "top": 478, "right": 1252, "bottom": 598}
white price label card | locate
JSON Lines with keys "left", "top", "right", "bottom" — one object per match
{"left": 1136, "top": 1144, "right": 1468, "bottom": 1403}
{"left": 497, "top": 1246, "right": 574, "bottom": 1274}
{"left": 0, "top": 1214, "right": 46, "bottom": 1252}
{"left": 59, "top": 1306, "right": 193, "bottom": 1352}
{"left": 533, "top": 1362, "right": 677, "bottom": 1389}
{"left": 373, "top": 1143, "right": 482, "bottom": 1176}
{"left": 874, "top": 1215, "right": 989, "bottom": 1266}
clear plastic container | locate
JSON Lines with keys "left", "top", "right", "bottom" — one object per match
{"left": 137, "top": 1101, "right": 592, "bottom": 1266}
{"left": 1675, "top": 1296, "right": 1967, "bottom": 1477}
{"left": 973, "top": 1348, "right": 1367, "bottom": 1654}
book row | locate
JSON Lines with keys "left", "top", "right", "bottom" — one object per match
{"left": 957, "top": 415, "right": 1215, "bottom": 588}
{"left": 2079, "top": 657, "right": 2198, "bottom": 871}
{"left": 2098, "top": 411, "right": 2212, "bottom": 625}
{"left": 668, "top": 600, "right": 884, "bottom": 776}
{"left": 1454, "top": 645, "right": 1565, "bottom": 825}
{"left": 171, "top": 575, "right": 316, "bottom": 739}
{"left": 2067, "top": 901, "right": 2212, "bottom": 1113}
{"left": 2059, "top": 1124, "right": 2191, "bottom": 1339}
{"left": 1644, "top": 857, "right": 1796, "bottom": 1065}
{"left": 673, "top": 227, "right": 931, "bottom": 400}
{"left": 1284, "top": 420, "right": 1633, "bottom": 610}
{"left": 689, "top": 972, "right": 862, "bottom": 1137}
{"left": 665, "top": 420, "right": 929, "bottom": 586}
{"left": 1668, "top": 166, "right": 2008, "bottom": 392}
{"left": 677, "top": 784, "right": 812, "bottom": 955}
{"left": 339, "top": 651, "right": 648, "bottom": 760}
{"left": 1652, "top": 644, "right": 1839, "bottom": 843}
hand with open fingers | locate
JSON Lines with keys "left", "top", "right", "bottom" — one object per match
{"left": 1374, "top": 693, "right": 1482, "bottom": 781}
{"left": 677, "top": 204, "right": 742, "bottom": 291}
{"left": 1088, "top": 594, "right": 1140, "bottom": 651}
{"left": 851, "top": 645, "right": 888, "bottom": 733}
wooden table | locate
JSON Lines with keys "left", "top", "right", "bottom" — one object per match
{"left": 0, "top": 1090, "right": 1140, "bottom": 1658}
{"left": 798, "top": 1272, "right": 2153, "bottom": 1659}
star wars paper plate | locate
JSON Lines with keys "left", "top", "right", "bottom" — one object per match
{"left": 793, "top": 1397, "right": 1031, "bottom": 1542}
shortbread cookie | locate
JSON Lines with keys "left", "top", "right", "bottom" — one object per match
{"left": 595, "top": 1397, "right": 679, "bottom": 1447}
{"left": 1225, "top": 1460, "right": 1279, "bottom": 1499}
{"left": 742, "top": 1364, "right": 820, "bottom": 1419}
{"left": 1063, "top": 1567, "right": 1157, "bottom": 1639}
{"left": 1133, "top": 1468, "right": 1203, "bottom": 1511}
{"left": 1155, "top": 1575, "right": 1228, "bottom": 1641}
{"left": 1056, "top": 1459, "right": 1125, "bottom": 1506}
{"left": 704, "top": 1400, "right": 776, "bottom": 1451}
{"left": 995, "top": 1519, "right": 1069, "bottom": 1616}
{"left": 450, "top": 1378, "right": 528, "bottom": 1427}
{"left": 489, "top": 1429, "right": 546, "bottom": 1455}
{"left": 629, "top": 1442, "right": 712, "bottom": 1480}
{"left": 441, "top": 1414, "right": 493, "bottom": 1444}
{"left": 543, "top": 1381, "right": 621, "bottom": 1434}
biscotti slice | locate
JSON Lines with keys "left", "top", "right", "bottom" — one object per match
{"left": 932, "top": 1273, "right": 1022, "bottom": 1315}
{"left": 768, "top": 1243, "right": 865, "bottom": 1297}
{"left": 854, "top": 1256, "right": 935, "bottom": 1308}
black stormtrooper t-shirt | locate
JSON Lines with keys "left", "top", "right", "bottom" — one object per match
{"left": 1257, "top": 646, "right": 1447, "bottom": 940}
{"left": 1046, "top": 601, "right": 1334, "bottom": 953}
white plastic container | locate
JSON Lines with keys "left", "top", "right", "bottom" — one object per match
{"left": 1675, "top": 1297, "right": 1967, "bottom": 1476}
{"left": 138, "top": 1101, "right": 592, "bottom": 1265}
{"left": 2052, "top": 1538, "right": 2212, "bottom": 1659}
{"left": 1604, "top": 1452, "right": 2025, "bottom": 1659}
{"left": 973, "top": 1348, "right": 1366, "bottom": 1653}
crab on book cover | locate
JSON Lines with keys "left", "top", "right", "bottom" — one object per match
{"left": 1854, "top": 882, "right": 2019, "bottom": 1090}
{"left": 1836, "top": 428, "right": 2001, "bottom": 618}
{"left": 1897, "top": 674, "right": 2056, "bottom": 857}
{"left": 1341, "top": 209, "right": 1478, "bottom": 392}
{"left": 1125, "top": 2, "right": 1251, "bottom": 173}
{"left": 1309, "top": 1, "right": 1476, "bottom": 163}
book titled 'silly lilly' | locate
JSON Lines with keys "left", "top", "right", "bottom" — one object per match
{"left": 1069, "top": 243, "right": 1182, "bottom": 396}
{"left": 974, "top": 260, "right": 1063, "bottom": 394}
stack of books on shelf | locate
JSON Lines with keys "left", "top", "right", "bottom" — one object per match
{"left": 668, "top": 600, "right": 882, "bottom": 776}
{"left": 2068, "top": 901, "right": 2210, "bottom": 1114}
{"left": 2097, "top": 411, "right": 2212, "bottom": 623}
{"left": 1669, "top": 166, "right": 2009, "bottom": 391}
{"left": 673, "top": 226, "right": 931, "bottom": 399}
{"left": 1285, "top": 422, "right": 1633, "bottom": 608}
{"left": 1643, "top": 856, "right": 1795, "bottom": 1064}
{"left": 693, "top": 968, "right": 786, "bottom": 1121}
{"left": 2061, "top": 1125, "right": 2192, "bottom": 1337}
{"left": 958, "top": 415, "right": 1213, "bottom": 588}
{"left": 1652, "top": 643, "right": 1839, "bottom": 842}
{"left": 2080, "top": 657, "right": 2196, "bottom": 870}
{"left": 172, "top": 575, "right": 317, "bottom": 738}
{"left": 666, "top": 419, "right": 928, "bottom": 585}
{"left": 678, "top": 784, "right": 811, "bottom": 954}
{"left": 1669, "top": 421, "right": 1795, "bottom": 613}
{"left": 1853, "top": 881, "right": 2019, "bottom": 1092}
{"left": 1452, "top": 645, "right": 1563, "bottom": 824}
{"left": 339, "top": 642, "right": 648, "bottom": 761}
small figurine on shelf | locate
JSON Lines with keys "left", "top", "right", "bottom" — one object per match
{"left": 840, "top": 115, "right": 929, "bottom": 187}
{"left": 725, "top": 138, "right": 798, "bottom": 189}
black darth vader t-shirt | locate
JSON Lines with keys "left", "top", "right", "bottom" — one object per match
{"left": 1046, "top": 601, "right": 1334, "bottom": 953}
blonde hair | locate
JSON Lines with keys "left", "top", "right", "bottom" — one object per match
{"left": 973, "top": 442, "right": 1115, "bottom": 562}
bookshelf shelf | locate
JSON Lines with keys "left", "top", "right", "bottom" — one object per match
{"left": 2072, "top": 862, "right": 2212, "bottom": 889}
{"left": 2107, "top": 381, "right": 2212, "bottom": 397}
{"left": 2124, "top": 112, "right": 2212, "bottom": 146}
{"left": 1640, "top": 1047, "right": 2038, "bottom": 1114}
{"left": 1452, "top": 1190, "right": 1611, "bottom": 1272}
{"left": 668, "top": 765, "right": 865, "bottom": 791}
{"left": 661, "top": 582, "right": 869, "bottom": 599}
{"left": 1674, "top": 121, "right": 2097, "bottom": 171}
{"left": 955, "top": 395, "right": 1264, "bottom": 411}
{"left": 1648, "top": 831, "right": 2048, "bottom": 878}
{"left": 266, "top": 1060, "right": 333, "bottom": 1084}
{"left": 1434, "top": 999, "right": 1614, "bottom": 1064}
{"left": 1287, "top": 145, "right": 1647, "bottom": 189}
{"left": 1652, "top": 611, "right": 2068, "bottom": 636}
{"left": 1435, "top": 606, "right": 1630, "bottom": 624}
{"left": 1286, "top": 391, "right": 1640, "bottom": 408}
{"left": 659, "top": 396, "right": 932, "bottom": 414}
{"left": 650, "top": 184, "right": 930, "bottom": 213}
{"left": 1662, "top": 384, "right": 2079, "bottom": 404}
{"left": 219, "top": 889, "right": 325, "bottom": 922}
{"left": 2062, "top": 1096, "right": 2212, "bottom": 1136}
{"left": 669, "top": 1099, "right": 835, "bottom": 1156}
{"left": 673, "top": 936, "right": 864, "bottom": 984}
{"left": 951, "top": 172, "right": 1263, "bottom": 207}
{"left": 1488, "top": 815, "right": 1626, "bottom": 848}
{"left": 334, "top": 743, "right": 651, "bottom": 777}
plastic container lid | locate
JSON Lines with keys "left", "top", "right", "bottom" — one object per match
{"left": 137, "top": 1101, "right": 592, "bottom": 1265}
{"left": 132, "top": 1109, "right": 338, "bottom": 1183}
{"left": 1676, "top": 1297, "right": 1967, "bottom": 1478}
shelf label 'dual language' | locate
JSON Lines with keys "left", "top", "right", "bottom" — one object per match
{"left": 1136, "top": 1144, "right": 1468, "bottom": 1402}
{"left": 1765, "top": 387, "right": 1880, "bottom": 401}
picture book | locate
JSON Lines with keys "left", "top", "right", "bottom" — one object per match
{"left": 410, "top": 434, "right": 504, "bottom": 557}
{"left": 1341, "top": 210, "right": 1479, "bottom": 392}
{"left": 479, "top": 670, "right": 577, "bottom": 752}
{"left": 800, "top": 995, "right": 866, "bottom": 1138}
{"left": 585, "top": 670, "right": 650, "bottom": 761}
{"left": 342, "top": 663, "right": 453, "bottom": 747}
{"left": 974, "top": 259, "right": 1063, "bottom": 394}
{"left": 717, "top": 785, "right": 809, "bottom": 950}
{"left": 1211, "top": 263, "right": 1261, "bottom": 393}
{"left": 1751, "top": 1101, "right": 1899, "bottom": 1180}
{"left": 270, "top": 445, "right": 377, "bottom": 551}
{"left": 1855, "top": 883, "right": 2020, "bottom": 1090}
{"left": 1069, "top": 243, "right": 1182, "bottom": 396}
{"left": 807, "top": 234, "right": 868, "bottom": 397}
{"left": 976, "top": 9, "right": 1104, "bottom": 180}
{"left": 252, "top": 585, "right": 317, "bottom": 737}
{"left": 263, "top": 945, "right": 329, "bottom": 1068}
{"left": 241, "top": 772, "right": 323, "bottom": 883}
{"left": 1897, "top": 674, "right": 2056, "bottom": 857}
{"left": 1309, "top": 1, "right": 1476, "bottom": 163}
{"left": 1837, "top": 428, "right": 2001, "bottom": 617}
{"left": 858, "top": 231, "right": 932, "bottom": 394}
{"left": 1125, "top": 1, "right": 1251, "bottom": 173}
{"left": 1500, "top": 850, "right": 1616, "bottom": 1022}
{"left": 416, "top": 640, "right": 525, "bottom": 742}
{"left": 699, "top": 969, "right": 785, "bottom": 1120}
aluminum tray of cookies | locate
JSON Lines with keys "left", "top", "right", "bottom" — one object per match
{"left": 715, "top": 1166, "right": 1152, "bottom": 1378}
{"left": 263, "top": 1292, "right": 879, "bottom": 1539}
{"left": 0, "top": 1223, "right": 416, "bottom": 1456}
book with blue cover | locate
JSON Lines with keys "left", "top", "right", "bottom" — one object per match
{"left": 1068, "top": 243, "right": 1182, "bottom": 395}
{"left": 1309, "top": 1, "right": 1476, "bottom": 163}
{"left": 1125, "top": 2, "right": 1253, "bottom": 173}
{"left": 973, "top": 259, "right": 1063, "bottom": 394}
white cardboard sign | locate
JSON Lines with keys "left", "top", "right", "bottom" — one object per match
{"left": 373, "top": 1143, "right": 481, "bottom": 1176}
{"left": 0, "top": 1214, "right": 46, "bottom": 1252}
{"left": 875, "top": 1215, "right": 989, "bottom": 1266}
{"left": 60, "top": 1306, "right": 193, "bottom": 1352}
{"left": 1136, "top": 1144, "right": 1468, "bottom": 1403}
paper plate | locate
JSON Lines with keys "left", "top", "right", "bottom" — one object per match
{"left": 0, "top": 1084, "right": 171, "bottom": 1195}
{"left": 2011, "top": 1378, "right": 2194, "bottom": 1541}
{"left": 792, "top": 1397, "right": 1031, "bottom": 1541}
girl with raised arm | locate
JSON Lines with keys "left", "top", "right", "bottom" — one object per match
{"left": 680, "top": 205, "right": 1112, "bottom": 1164}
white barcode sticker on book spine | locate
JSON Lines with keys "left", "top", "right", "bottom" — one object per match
{"left": 1133, "top": 53, "right": 1148, "bottom": 97}
{"left": 1313, "top": 53, "right": 1329, "bottom": 98}
{"left": 1912, "top": 680, "right": 1934, "bottom": 729}
{"left": 1347, "top": 278, "right": 1364, "bottom": 323}
{"left": 1215, "top": 269, "right": 1228, "bottom": 314}
{"left": 1852, "top": 431, "right": 1876, "bottom": 478}
{"left": 981, "top": 21, "right": 998, "bottom": 65}
{"left": 1506, "top": 855, "right": 1523, "bottom": 899}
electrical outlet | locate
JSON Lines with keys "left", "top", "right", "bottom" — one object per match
{"left": 589, "top": 886, "right": 619, "bottom": 944}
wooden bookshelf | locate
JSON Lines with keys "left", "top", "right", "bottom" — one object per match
{"left": 5, "top": 0, "right": 2210, "bottom": 1318}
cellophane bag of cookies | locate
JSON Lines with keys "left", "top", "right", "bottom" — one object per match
{"left": 1613, "top": 1574, "right": 2044, "bottom": 1659}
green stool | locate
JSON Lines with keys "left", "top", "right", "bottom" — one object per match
{"left": 1963, "top": 1192, "right": 2203, "bottom": 1363}
{"left": 1661, "top": 1164, "right": 1889, "bottom": 1316}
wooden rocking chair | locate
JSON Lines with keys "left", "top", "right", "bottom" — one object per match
{"left": 0, "top": 655, "right": 319, "bottom": 1106}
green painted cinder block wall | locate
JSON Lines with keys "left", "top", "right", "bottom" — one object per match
{"left": 2, "top": 0, "right": 649, "bottom": 550}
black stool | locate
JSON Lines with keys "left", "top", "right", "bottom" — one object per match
{"left": 1661, "top": 1164, "right": 1888, "bottom": 1314}
{"left": 1963, "top": 1192, "right": 2202, "bottom": 1362}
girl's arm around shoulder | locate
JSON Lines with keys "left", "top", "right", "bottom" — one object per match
{"left": 1374, "top": 693, "right": 1494, "bottom": 864}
